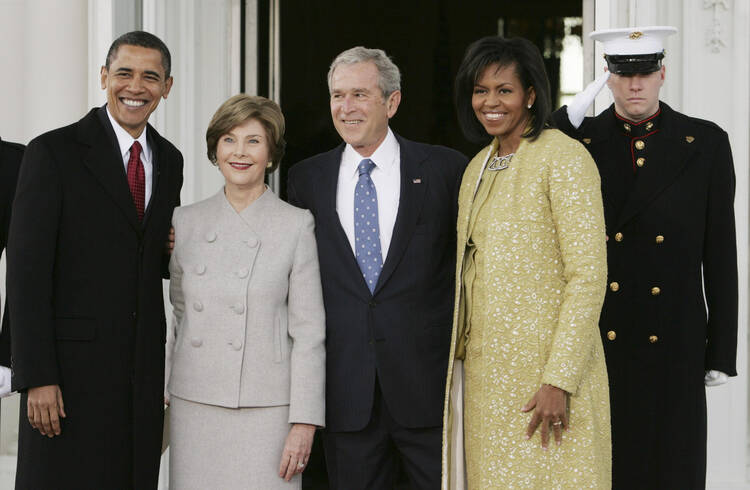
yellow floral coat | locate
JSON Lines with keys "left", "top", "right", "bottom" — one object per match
{"left": 441, "top": 129, "right": 611, "bottom": 489}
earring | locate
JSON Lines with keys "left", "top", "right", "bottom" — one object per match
{"left": 527, "top": 103, "right": 532, "bottom": 109}
{"left": 266, "top": 161, "right": 273, "bottom": 168}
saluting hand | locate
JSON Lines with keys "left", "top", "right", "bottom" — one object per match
{"left": 522, "top": 384, "right": 569, "bottom": 449}
{"left": 27, "top": 384, "right": 66, "bottom": 437}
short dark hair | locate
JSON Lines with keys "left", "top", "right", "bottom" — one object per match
{"left": 206, "top": 94, "right": 286, "bottom": 173}
{"left": 455, "top": 36, "right": 551, "bottom": 144}
{"left": 105, "top": 31, "right": 172, "bottom": 79}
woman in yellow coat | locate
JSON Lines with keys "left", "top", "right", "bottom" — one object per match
{"left": 442, "top": 37, "right": 611, "bottom": 489}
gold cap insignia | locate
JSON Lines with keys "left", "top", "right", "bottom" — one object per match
{"left": 685, "top": 136, "right": 695, "bottom": 143}
{"left": 582, "top": 138, "right": 592, "bottom": 144}
{"left": 629, "top": 31, "right": 643, "bottom": 40}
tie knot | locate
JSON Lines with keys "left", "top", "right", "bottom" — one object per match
{"left": 130, "top": 141, "right": 143, "bottom": 158}
{"left": 357, "top": 159, "right": 375, "bottom": 177}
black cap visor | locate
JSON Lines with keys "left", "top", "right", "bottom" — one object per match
{"left": 605, "top": 52, "right": 664, "bottom": 74}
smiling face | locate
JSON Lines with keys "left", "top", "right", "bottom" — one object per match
{"left": 606, "top": 66, "right": 664, "bottom": 122}
{"left": 329, "top": 61, "right": 401, "bottom": 157}
{"left": 215, "top": 118, "right": 270, "bottom": 194}
{"left": 100, "top": 44, "right": 173, "bottom": 138}
{"left": 471, "top": 62, "right": 535, "bottom": 144}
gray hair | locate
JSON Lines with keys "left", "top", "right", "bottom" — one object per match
{"left": 327, "top": 46, "right": 401, "bottom": 98}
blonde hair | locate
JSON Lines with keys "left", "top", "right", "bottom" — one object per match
{"left": 206, "top": 94, "right": 286, "bottom": 172}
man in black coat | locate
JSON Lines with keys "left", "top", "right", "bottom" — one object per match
{"left": 287, "top": 47, "right": 466, "bottom": 489}
{"left": 552, "top": 26, "right": 737, "bottom": 489}
{"left": 0, "top": 137, "right": 24, "bottom": 396}
{"left": 7, "top": 31, "right": 183, "bottom": 489}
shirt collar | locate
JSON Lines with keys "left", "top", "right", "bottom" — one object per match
{"left": 105, "top": 104, "right": 152, "bottom": 164}
{"left": 341, "top": 127, "right": 398, "bottom": 179}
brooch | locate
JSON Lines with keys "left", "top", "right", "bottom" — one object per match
{"left": 488, "top": 153, "right": 514, "bottom": 171}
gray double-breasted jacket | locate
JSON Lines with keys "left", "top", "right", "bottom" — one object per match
{"left": 167, "top": 188, "right": 325, "bottom": 426}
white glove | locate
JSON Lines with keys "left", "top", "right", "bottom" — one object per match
{"left": 704, "top": 370, "right": 729, "bottom": 387}
{"left": 567, "top": 71, "right": 611, "bottom": 129}
{"left": 0, "top": 365, "right": 12, "bottom": 398}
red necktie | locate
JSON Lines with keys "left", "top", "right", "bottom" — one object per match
{"left": 127, "top": 141, "right": 145, "bottom": 221}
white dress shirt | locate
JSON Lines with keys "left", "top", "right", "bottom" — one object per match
{"left": 106, "top": 106, "right": 154, "bottom": 207}
{"left": 336, "top": 128, "right": 401, "bottom": 260}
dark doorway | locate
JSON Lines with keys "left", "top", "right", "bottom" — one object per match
{"left": 275, "top": 1, "right": 582, "bottom": 487}
{"left": 278, "top": 0, "right": 582, "bottom": 200}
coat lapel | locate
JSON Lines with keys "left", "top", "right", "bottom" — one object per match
{"left": 613, "top": 103, "right": 697, "bottom": 230}
{"left": 373, "top": 136, "right": 427, "bottom": 295}
{"left": 142, "top": 126, "right": 163, "bottom": 227}
{"left": 584, "top": 107, "right": 623, "bottom": 219}
{"left": 79, "top": 108, "right": 142, "bottom": 235}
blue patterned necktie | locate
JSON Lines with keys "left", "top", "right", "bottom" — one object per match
{"left": 354, "top": 159, "right": 383, "bottom": 293}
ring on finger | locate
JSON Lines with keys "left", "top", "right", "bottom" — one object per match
{"left": 297, "top": 462, "right": 305, "bottom": 469}
{"left": 552, "top": 421, "right": 563, "bottom": 426}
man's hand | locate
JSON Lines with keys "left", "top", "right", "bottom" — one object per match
{"left": 165, "top": 226, "right": 175, "bottom": 255}
{"left": 0, "top": 366, "right": 12, "bottom": 398}
{"left": 27, "top": 384, "right": 66, "bottom": 437}
{"left": 278, "top": 423, "right": 316, "bottom": 481}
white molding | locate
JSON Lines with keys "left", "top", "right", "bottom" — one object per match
{"left": 704, "top": 0, "right": 731, "bottom": 53}
{"left": 87, "top": 0, "right": 113, "bottom": 109}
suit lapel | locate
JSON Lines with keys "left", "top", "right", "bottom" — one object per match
{"left": 79, "top": 108, "right": 142, "bottom": 235}
{"left": 613, "top": 104, "right": 696, "bottom": 230}
{"left": 374, "top": 136, "right": 427, "bottom": 295}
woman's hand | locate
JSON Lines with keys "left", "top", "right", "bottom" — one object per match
{"left": 521, "top": 384, "right": 569, "bottom": 449}
{"left": 278, "top": 423, "right": 316, "bottom": 481}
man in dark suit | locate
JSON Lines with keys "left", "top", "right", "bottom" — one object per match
{"left": 7, "top": 31, "right": 183, "bottom": 488}
{"left": 287, "top": 47, "right": 467, "bottom": 489}
{"left": 0, "top": 137, "right": 24, "bottom": 397}
{"left": 552, "top": 27, "right": 737, "bottom": 489}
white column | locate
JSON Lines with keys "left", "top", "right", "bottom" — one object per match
{"left": 0, "top": 0, "right": 89, "bottom": 143}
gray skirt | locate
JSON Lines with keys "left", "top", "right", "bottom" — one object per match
{"left": 169, "top": 396, "right": 300, "bottom": 490}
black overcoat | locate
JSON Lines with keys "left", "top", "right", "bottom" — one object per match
{"left": 553, "top": 102, "right": 738, "bottom": 489}
{"left": 7, "top": 106, "right": 183, "bottom": 489}
{"left": 0, "top": 137, "right": 24, "bottom": 366}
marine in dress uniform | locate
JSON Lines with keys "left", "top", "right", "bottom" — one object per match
{"left": 552, "top": 26, "right": 738, "bottom": 489}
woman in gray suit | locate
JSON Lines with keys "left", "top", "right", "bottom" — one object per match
{"left": 166, "top": 94, "right": 325, "bottom": 489}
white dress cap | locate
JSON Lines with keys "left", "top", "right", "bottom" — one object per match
{"left": 590, "top": 26, "right": 678, "bottom": 55}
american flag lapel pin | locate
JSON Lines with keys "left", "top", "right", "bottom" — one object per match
{"left": 412, "top": 178, "right": 422, "bottom": 184}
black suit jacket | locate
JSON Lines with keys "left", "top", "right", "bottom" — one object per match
{"left": 7, "top": 106, "right": 183, "bottom": 489}
{"left": 287, "top": 134, "right": 467, "bottom": 432}
{"left": 553, "top": 102, "right": 737, "bottom": 488}
{"left": 0, "top": 137, "right": 24, "bottom": 366}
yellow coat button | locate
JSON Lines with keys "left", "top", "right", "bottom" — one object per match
{"left": 610, "top": 282, "right": 620, "bottom": 292}
{"left": 649, "top": 335, "right": 659, "bottom": 343}
{"left": 655, "top": 235, "right": 664, "bottom": 244}
{"left": 651, "top": 286, "right": 661, "bottom": 296}
{"left": 607, "top": 331, "right": 616, "bottom": 341}
{"left": 636, "top": 157, "right": 645, "bottom": 167}
{"left": 635, "top": 140, "right": 645, "bottom": 150}
{"left": 614, "top": 232, "right": 623, "bottom": 242}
